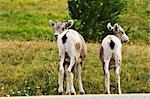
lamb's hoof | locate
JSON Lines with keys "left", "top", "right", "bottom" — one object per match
{"left": 79, "top": 92, "right": 85, "bottom": 95}
{"left": 104, "top": 91, "right": 110, "bottom": 94}
{"left": 107, "top": 92, "right": 111, "bottom": 94}
{"left": 71, "top": 93, "right": 75, "bottom": 95}
{"left": 58, "top": 92, "right": 63, "bottom": 95}
{"left": 66, "top": 92, "right": 70, "bottom": 95}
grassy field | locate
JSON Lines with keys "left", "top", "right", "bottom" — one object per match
{"left": 0, "top": 0, "right": 70, "bottom": 40}
{"left": 0, "top": 40, "right": 149, "bottom": 96}
{"left": 0, "top": 0, "right": 149, "bottom": 43}
{"left": 0, "top": 0, "right": 149, "bottom": 96}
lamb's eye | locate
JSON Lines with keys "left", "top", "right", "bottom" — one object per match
{"left": 121, "top": 31, "right": 124, "bottom": 34}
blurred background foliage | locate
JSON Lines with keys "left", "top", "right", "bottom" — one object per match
{"left": 0, "top": 0, "right": 149, "bottom": 44}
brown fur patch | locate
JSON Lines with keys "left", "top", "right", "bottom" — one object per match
{"left": 80, "top": 49, "right": 85, "bottom": 59}
{"left": 109, "top": 53, "right": 116, "bottom": 69}
{"left": 64, "top": 52, "right": 70, "bottom": 63}
{"left": 100, "top": 46, "right": 104, "bottom": 62}
{"left": 75, "top": 43, "right": 80, "bottom": 52}
{"left": 100, "top": 46, "right": 105, "bottom": 74}
{"left": 109, "top": 58, "right": 116, "bottom": 69}
{"left": 77, "top": 32, "right": 87, "bottom": 62}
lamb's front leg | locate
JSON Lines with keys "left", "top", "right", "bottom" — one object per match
{"left": 58, "top": 53, "right": 65, "bottom": 95}
{"left": 66, "top": 57, "right": 76, "bottom": 95}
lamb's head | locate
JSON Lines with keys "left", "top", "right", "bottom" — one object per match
{"left": 107, "top": 22, "right": 129, "bottom": 42}
{"left": 49, "top": 20, "right": 74, "bottom": 39}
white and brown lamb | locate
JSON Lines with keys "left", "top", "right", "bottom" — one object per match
{"left": 49, "top": 20, "right": 87, "bottom": 95}
{"left": 100, "top": 22, "right": 129, "bottom": 94}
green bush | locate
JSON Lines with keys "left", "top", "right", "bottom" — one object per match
{"left": 68, "top": 0, "right": 126, "bottom": 41}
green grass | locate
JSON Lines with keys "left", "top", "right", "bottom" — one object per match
{"left": 0, "top": 0, "right": 70, "bottom": 40}
{"left": 0, "top": 0, "right": 149, "bottom": 44}
{"left": 0, "top": 41, "right": 149, "bottom": 96}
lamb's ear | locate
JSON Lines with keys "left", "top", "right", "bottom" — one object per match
{"left": 114, "top": 23, "right": 119, "bottom": 31}
{"left": 107, "top": 22, "right": 113, "bottom": 31}
{"left": 49, "top": 20, "right": 55, "bottom": 27}
{"left": 66, "top": 20, "right": 74, "bottom": 28}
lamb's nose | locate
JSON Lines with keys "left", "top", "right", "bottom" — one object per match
{"left": 124, "top": 39, "right": 129, "bottom": 43}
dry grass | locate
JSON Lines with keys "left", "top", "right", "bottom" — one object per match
{"left": 0, "top": 40, "right": 149, "bottom": 96}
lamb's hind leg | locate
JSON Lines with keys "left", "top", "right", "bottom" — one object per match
{"left": 115, "top": 56, "right": 122, "bottom": 94}
{"left": 104, "top": 62, "right": 110, "bottom": 94}
{"left": 77, "top": 62, "right": 85, "bottom": 94}
{"left": 115, "top": 66, "right": 121, "bottom": 94}
{"left": 104, "top": 56, "right": 111, "bottom": 94}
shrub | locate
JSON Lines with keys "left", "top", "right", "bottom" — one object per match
{"left": 68, "top": 0, "right": 126, "bottom": 41}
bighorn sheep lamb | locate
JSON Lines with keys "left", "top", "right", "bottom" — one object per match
{"left": 49, "top": 20, "right": 87, "bottom": 95}
{"left": 100, "top": 22, "right": 129, "bottom": 94}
